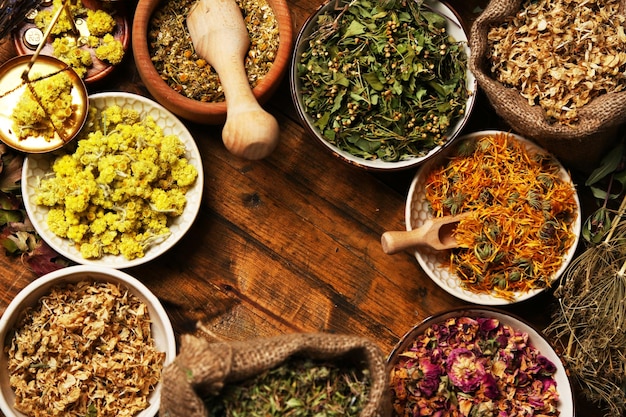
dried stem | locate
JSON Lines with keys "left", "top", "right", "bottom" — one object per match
{"left": 603, "top": 193, "right": 626, "bottom": 243}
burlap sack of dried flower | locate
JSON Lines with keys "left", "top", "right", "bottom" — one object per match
{"left": 468, "top": 0, "right": 626, "bottom": 172}
{"left": 159, "top": 332, "right": 392, "bottom": 417}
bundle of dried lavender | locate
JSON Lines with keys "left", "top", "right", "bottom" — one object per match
{"left": 0, "top": 0, "right": 42, "bottom": 39}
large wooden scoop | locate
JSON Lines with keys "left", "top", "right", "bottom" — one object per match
{"left": 187, "top": 0, "right": 280, "bottom": 160}
{"left": 381, "top": 213, "right": 468, "bottom": 254}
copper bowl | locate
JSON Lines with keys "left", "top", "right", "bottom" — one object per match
{"left": 12, "top": 0, "right": 130, "bottom": 84}
{"left": 132, "top": 0, "right": 293, "bottom": 125}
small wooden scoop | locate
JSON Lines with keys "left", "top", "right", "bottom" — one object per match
{"left": 381, "top": 213, "right": 468, "bottom": 254}
{"left": 187, "top": 0, "right": 280, "bottom": 160}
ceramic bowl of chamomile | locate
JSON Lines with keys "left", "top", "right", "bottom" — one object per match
{"left": 132, "top": 0, "right": 293, "bottom": 124}
{"left": 290, "top": 0, "right": 476, "bottom": 171}
{"left": 0, "top": 265, "right": 176, "bottom": 417}
{"left": 405, "top": 130, "right": 581, "bottom": 305}
{"left": 21, "top": 92, "right": 203, "bottom": 269}
{"left": 387, "top": 307, "right": 574, "bottom": 416}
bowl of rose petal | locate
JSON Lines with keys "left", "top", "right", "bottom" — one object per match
{"left": 387, "top": 307, "right": 574, "bottom": 417}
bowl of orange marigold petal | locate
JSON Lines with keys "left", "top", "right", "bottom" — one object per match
{"left": 405, "top": 130, "right": 581, "bottom": 305}
{"left": 387, "top": 307, "right": 574, "bottom": 417}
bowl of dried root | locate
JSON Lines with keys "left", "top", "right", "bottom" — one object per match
{"left": 0, "top": 265, "right": 176, "bottom": 417}
{"left": 469, "top": 0, "right": 626, "bottom": 172}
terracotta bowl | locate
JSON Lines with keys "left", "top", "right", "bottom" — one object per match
{"left": 133, "top": 0, "right": 293, "bottom": 124}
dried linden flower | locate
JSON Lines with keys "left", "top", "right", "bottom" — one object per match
{"left": 6, "top": 280, "right": 166, "bottom": 417}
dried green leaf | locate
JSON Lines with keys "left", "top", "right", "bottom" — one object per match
{"left": 586, "top": 143, "right": 624, "bottom": 186}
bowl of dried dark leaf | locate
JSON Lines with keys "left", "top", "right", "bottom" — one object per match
{"left": 0, "top": 265, "right": 176, "bottom": 417}
{"left": 290, "top": 0, "right": 476, "bottom": 171}
{"left": 133, "top": 0, "right": 293, "bottom": 124}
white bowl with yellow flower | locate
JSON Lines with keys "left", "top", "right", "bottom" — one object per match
{"left": 21, "top": 92, "right": 204, "bottom": 268}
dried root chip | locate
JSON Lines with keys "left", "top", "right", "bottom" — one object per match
{"left": 486, "top": 0, "right": 626, "bottom": 125}
{"left": 6, "top": 281, "right": 165, "bottom": 417}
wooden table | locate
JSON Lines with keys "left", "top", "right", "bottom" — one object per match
{"left": 0, "top": 0, "right": 606, "bottom": 415}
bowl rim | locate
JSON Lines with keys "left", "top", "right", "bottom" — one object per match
{"left": 20, "top": 91, "right": 204, "bottom": 269}
{"left": 387, "top": 306, "right": 576, "bottom": 417}
{"left": 405, "top": 130, "right": 582, "bottom": 304}
{"left": 132, "top": 0, "right": 294, "bottom": 124}
{"left": 11, "top": 0, "right": 131, "bottom": 84}
{"left": 0, "top": 265, "right": 176, "bottom": 417}
{"left": 289, "top": 0, "right": 477, "bottom": 172}
{"left": 0, "top": 55, "right": 89, "bottom": 153}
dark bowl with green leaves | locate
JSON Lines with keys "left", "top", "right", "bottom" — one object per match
{"left": 290, "top": 0, "right": 476, "bottom": 171}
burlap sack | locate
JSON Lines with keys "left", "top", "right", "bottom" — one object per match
{"left": 159, "top": 333, "right": 392, "bottom": 417}
{"left": 468, "top": 0, "right": 626, "bottom": 172}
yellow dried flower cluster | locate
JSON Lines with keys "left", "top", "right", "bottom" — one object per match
{"left": 52, "top": 37, "right": 93, "bottom": 77}
{"left": 35, "top": 0, "right": 125, "bottom": 76}
{"left": 11, "top": 70, "right": 74, "bottom": 141}
{"left": 85, "top": 9, "right": 116, "bottom": 36}
{"left": 487, "top": 0, "right": 626, "bottom": 125}
{"left": 36, "top": 104, "right": 198, "bottom": 260}
{"left": 7, "top": 280, "right": 166, "bottom": 417}
{"left": 34, "top": 0, "right": 84, "bottom": 36}
{"left": 94, "top": 33, "right": 125, "bottom": 65}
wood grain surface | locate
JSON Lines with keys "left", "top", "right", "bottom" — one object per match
{"left": 0, "top": 0, "right": 606, "bottom": 415}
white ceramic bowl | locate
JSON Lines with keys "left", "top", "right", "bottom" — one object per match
{"left": 388, "top": 307, "right": 574, "bottom": 416}
{"left": 21, "top": 92, "right": 204, "bottom": 269}
{"left": 0, "top": 265, "right": 177, "bottom": 417}
{"left": 406, "top": 130, "right": 581, "bottom": 305}
{"left": 290, "top": 0, "right": 476, "bottom": 171}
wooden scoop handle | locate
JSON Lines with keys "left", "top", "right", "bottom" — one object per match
{"left": 187, "top": 0, "right": 280, "bottom": 160}
{"left": 381, "top": 227, "right": 443, "bottom": 254}
{"left": 381, "top": 214, "right": 467, "bottom": 254}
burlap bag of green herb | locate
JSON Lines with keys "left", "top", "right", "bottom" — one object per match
{"left": 159, "top": 332, "right": 392, "bottom": 417}
{"left": 468, "top": 0, "right": 626, "bottom": 172}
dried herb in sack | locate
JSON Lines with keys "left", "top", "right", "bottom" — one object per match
{"left": 204, "top": 356, "right": 371, "bottom": 416}
{"left": 159, "top": 333, "right": 391, "bottom": 417}
{"left": 469, "top": 0, "right": 626, "bottom": 171}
